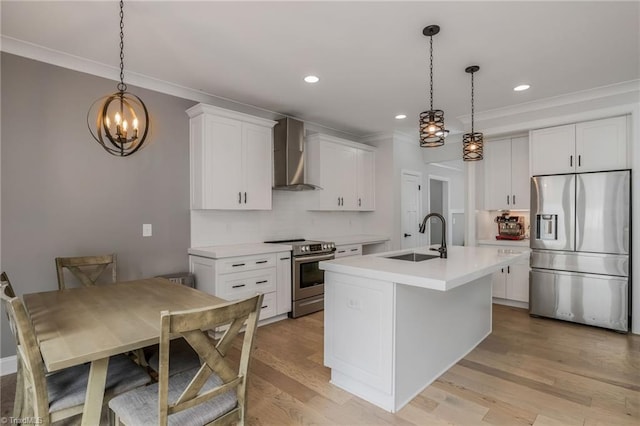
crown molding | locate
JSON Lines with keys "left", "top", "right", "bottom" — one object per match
{"left": 457, "top": 79, "right": 640, "bottom": 125}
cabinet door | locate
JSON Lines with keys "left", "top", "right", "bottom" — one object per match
{"left": 506, "top": 261, "right": 530, "bottom": 302}
{"left": 205, "top": 115, "right": 243, "bottom": 209}
{"left": 484, "top": 138, "right": 511, "bottom": 210}
{"left": 510, "top": 136, "right": 530, "bottom": 209}
{"left": 243, "top": 123, "right": 273, "bottom": 210}
{"left": 319, "top": 142, "right": 357, "bottom": 210}
{"left": 356, "top": 149, "right": 375, "bottom": 210}
{"left": 276, "top": 252, "right": 292, "bottom": 315}
{"left": 189, "top": 256, "right": 216, "bottom": 294}
{"left": 491, "top": 269, "right": 506, "bottom": 298}
{"left": 576, "top": 116, "right": 628, "bottom": 173}
{"left": 530, "top": 124, "right": 575, "bottom": 175}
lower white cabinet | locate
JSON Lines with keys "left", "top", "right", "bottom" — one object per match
{"left": 491, "top": 254, "right": 530, "bottom": 303}
{"left": 334, "top": 244, "right": 362, "bottom": 258}
{"left": 190, "top": 251, "right": 292, "bottom": 321}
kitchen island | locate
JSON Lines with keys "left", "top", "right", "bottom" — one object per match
{"left": 319, "top": 245, "right": 528, "bottom": 413}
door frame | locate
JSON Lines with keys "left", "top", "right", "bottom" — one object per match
{"left": 426, "top": 174, "right": 452, "bottom": 246}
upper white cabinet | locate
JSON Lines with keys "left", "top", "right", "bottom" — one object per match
{"left": 484, "top": 136, "right": 529, "bottom": 210}
{"left": 187, "top": 104, "right": 277, "bottom": 210}
{"left": 530, "top": 116, "right": 628, "bottom": 176}
{"left": 306, "top": 134, "right": 376, "bottom": 211}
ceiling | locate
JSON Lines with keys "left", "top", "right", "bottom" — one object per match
{"left": 2, "top": 1, "right": 639, "bottom": 138}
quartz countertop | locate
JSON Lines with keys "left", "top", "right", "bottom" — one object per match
{"left": 477, "top": 239, "right": 530, "bottom": 247}
{"left": 320, "top": 245, "right": 528, "bottom": 291}
{"left": 188, "top": 243, "right": 292, "bottom": 259}
{"left": 308, "top": 234, "right": 390, "bottom": 246}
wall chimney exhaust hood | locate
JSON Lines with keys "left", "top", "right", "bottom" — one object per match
{"left": 273, "top": 117, "right": 320, "bottom": 191}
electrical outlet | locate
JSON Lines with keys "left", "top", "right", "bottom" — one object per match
{"left": 142, "top": 224, "right": 152, "bottom": 237}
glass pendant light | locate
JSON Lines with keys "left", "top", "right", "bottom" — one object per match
{"left": 419, "top": 25, "right": 449, "bottom": 147}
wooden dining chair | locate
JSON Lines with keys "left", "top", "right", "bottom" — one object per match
{"left": 1, "top": 272, "right": 24, "bottom": 418}
{"left": 55, "top": 253, "right": 117, "bottom": 290}
{"left": 0, "top": 282, "right": 152, "bottom": 425}
{"left": 109, "top": 293, "right": 264, "bottom": 426}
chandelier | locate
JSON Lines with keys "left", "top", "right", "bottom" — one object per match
{"left": 462, "top": 65, "right": 483, "bottom": 161}
{"left": 88, "top": 0, "right": 149, "bottom": 157}
{"left": 419, "top": 25, "right": 449, "bottom": 147}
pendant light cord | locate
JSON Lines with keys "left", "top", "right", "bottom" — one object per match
{"left": 429, "top": 35, "right": 434, "bottom": 110}
{"left": 117, "top": 0, "right": 127, "bottom": 92}
{"left": 470, "top": 71, "right": 474, "bottom": 133}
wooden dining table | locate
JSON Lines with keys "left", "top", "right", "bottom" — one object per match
{"left": 23, "top": 277, "right": 226, "bottom": 426}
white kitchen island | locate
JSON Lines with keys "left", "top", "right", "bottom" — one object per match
{"left": 320, "top": 245, "right": 528, "bottom": 413}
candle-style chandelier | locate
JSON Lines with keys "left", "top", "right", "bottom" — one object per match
{"left": 462, "top": 65, "right": 484, "bottom": 161}
{"left": 87, "top": 0, "right": 149, "bottom": 157}
{"left": 419, "top": 25, "right": 449, "bottom": 147}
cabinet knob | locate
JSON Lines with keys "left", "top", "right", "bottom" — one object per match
{"left": 404, "top": 233, "right": 412, "bottom": 237}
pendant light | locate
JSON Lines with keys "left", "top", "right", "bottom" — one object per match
{"left": 462, "top": 65, "right": 483, "bottom": 161}
{"left": 419, "top": 25, "right": 449, "bottom": 147}
{"left": 87, "top": 0, "right": 149, "bottom": 157}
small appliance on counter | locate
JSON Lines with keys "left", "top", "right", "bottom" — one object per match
{"left": 495, "top": 213, "right": 526, "bottom": 240}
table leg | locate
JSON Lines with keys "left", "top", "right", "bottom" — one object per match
{"left": 81, "top": 357, "right": 109, "bottom": 426}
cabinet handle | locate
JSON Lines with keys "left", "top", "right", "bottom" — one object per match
{"left": 507, "top": 266, "right": 510, "bottom": 274}
{"left": 507, "top": 195, "right": 510, "bottom": 205}
{"left": 232, "top": 284, "right": 246, "bottom": 289}
{"left": 341, "top": 197, "right": 344, "bottom": 206}
{"left": 350, "top": 248, "right": 359, "bottom": 252}
{"left": 279, "top": 257, "right": 290, "bottom": 261}
{"left": 337, "top": 250, "right": 346, "bottom": 254}
{"left": 501, "top": 268, "right": 504, "bottom": 273}
{"left": 404, "top": 233, "right": 412, "bottom": 237}
{"left": 232, "top": 263, "right": 245, "bottom": 267}
{"left": 244, "top": 192, "right": 247, "bottom": 203}
{"left": 570, "top": 155, "right": 573, "bottom": 167}
{"left": 261, "top": 305, "right": 269, "bottom": 309}
{"left": 256, "top": 280, "right": 268, "bottom": 285}
{"left": 338, "top": 197, "right": 341, "bottom": 206}
{"left": 255, "top": 260, "right": 268, "bottom": 264}
{"left": 358, "top": 198, "right": 362, "bottom": 207}
{"left": 578, "top": 155, "right": 581, "bottom": 167}
{"left": 238, "top": 192, "right": 242, "bottom": 204}
{"left": 512, "top": 195, "right": 516, "bottom": 205}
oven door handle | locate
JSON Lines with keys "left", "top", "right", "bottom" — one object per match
{"left": 294, "top": 253, "right": 335, "bottom": 263}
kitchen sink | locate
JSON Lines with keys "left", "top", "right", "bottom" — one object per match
{"left": 384, "top": 252, "right": 440, "bottom": 262}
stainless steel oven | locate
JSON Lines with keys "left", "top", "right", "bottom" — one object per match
{"left": 265, "top": 238, "right": 335, "bottom": 318}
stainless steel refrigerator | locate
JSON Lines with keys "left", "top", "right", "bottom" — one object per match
{"left": 530, "top": 170, "right": 631, "bottom": 332}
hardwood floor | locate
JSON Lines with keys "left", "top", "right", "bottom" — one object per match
{"left": 1, "top": 304, "right": 639, "bottom": 425}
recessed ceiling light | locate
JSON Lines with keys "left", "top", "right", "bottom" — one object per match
{"left": 304, "top": 75, "right": 319, "bottom": 83}
{"left": 513, "top": 84, "right": 530, "bottom": 92}
{"left": 395, "top": 114, "right": 407, "bottom": 120}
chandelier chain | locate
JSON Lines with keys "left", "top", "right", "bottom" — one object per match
{"left": 429, "top": 35, "right": 433, "bottom": 110}
{"left": 117, "top": 0, "right": 127, "bottom": 92}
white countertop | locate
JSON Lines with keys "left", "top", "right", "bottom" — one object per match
{"left": 320, "top": 245, "right": 528, "bottom": 292}
{"left": 309, "top": 234, "right": 390, "bottom": 246}
{"left": 477, "top": 239, "right": 530, "bottom": 247}
{"left": 188, "top": 243, "right": 292, "bottom": 259}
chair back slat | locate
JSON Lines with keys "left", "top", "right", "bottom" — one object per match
{"left": 0, "top": 283, "right": 50, "bottom": 420}
{"left": 157, "top": 294, "right": 263, "bottom": 425}
{"left": 55, "top": 254, "right": 117, "bottom": 289}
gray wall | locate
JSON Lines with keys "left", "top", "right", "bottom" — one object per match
{"left": 1, "top": 53, "right": 195, "bottom": 357}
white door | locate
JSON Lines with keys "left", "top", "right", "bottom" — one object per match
{"left": 401, "top": 171, "right": 422, "bottom": 249}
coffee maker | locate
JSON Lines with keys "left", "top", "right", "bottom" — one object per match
{"left": 495, "top": 213, "right": 526, "bottom": 240}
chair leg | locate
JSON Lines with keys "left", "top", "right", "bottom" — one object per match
{"left": 133, "top": 349, "right": 148, "bottom": 367}
{"left": 13, "top": 360, "right": 24, "bottom": 418}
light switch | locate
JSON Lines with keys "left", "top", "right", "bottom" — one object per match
{"left": 142, "top": 224, "right": 152, "bottom": 237}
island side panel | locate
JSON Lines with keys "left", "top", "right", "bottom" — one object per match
{"left": 394, "top": 275, "right": 493, "bottom": 411}
{"left": 324, "top": 271, "right": 396, "bottom": 411}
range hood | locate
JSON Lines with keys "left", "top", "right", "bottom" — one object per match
{"left": 273, "top": 117, "right": 320, "bottom": 191}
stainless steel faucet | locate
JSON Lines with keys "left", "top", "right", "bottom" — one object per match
{"left": 418, "top": 213, "right": 448, "bottom": 259}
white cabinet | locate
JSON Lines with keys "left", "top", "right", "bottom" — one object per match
{"left": 276, "top": 252, "right": 292, "bottom": 316}
{"left": 187, "top": 104, "right": 277, "bottom": 210}
{"left": 490, "top": 254, "right": 530, "bottom": 303}
{"left": 530, "top": 116, "right": 628, "bottom": 176}
{"left": 334, "top": 244, "right": 362, "bottom": 258}
{"left": 190, "top": 251, "right": 290, "bottom": 321}
{"left": 484, "top": 136, "right": 529, "bottom": 210}
{"left": 306, "top": 134, "right": 375, "bottom": 211}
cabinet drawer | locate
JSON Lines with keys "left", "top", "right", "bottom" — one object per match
{"left": 217, "top": 253, "right": 276, "bottom": 274}
{"left": 335, "top": 244, "right": 362, "bottom": 258}
{"left": 259, "top": 292, "right": 277, "bottom": 320}
{"left": 218, "top": 268, "right": 277, "bottom": 299}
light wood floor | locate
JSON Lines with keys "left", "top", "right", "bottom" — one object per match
{"left": 1, "top": 304, "right": 639, "bottom": 425}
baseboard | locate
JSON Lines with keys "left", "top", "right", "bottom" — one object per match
{"left": 492, "top": 298, "right": 529, "bottom": 310}
{"left": 0, "top": 355, "right": 17, "bottom": 376}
